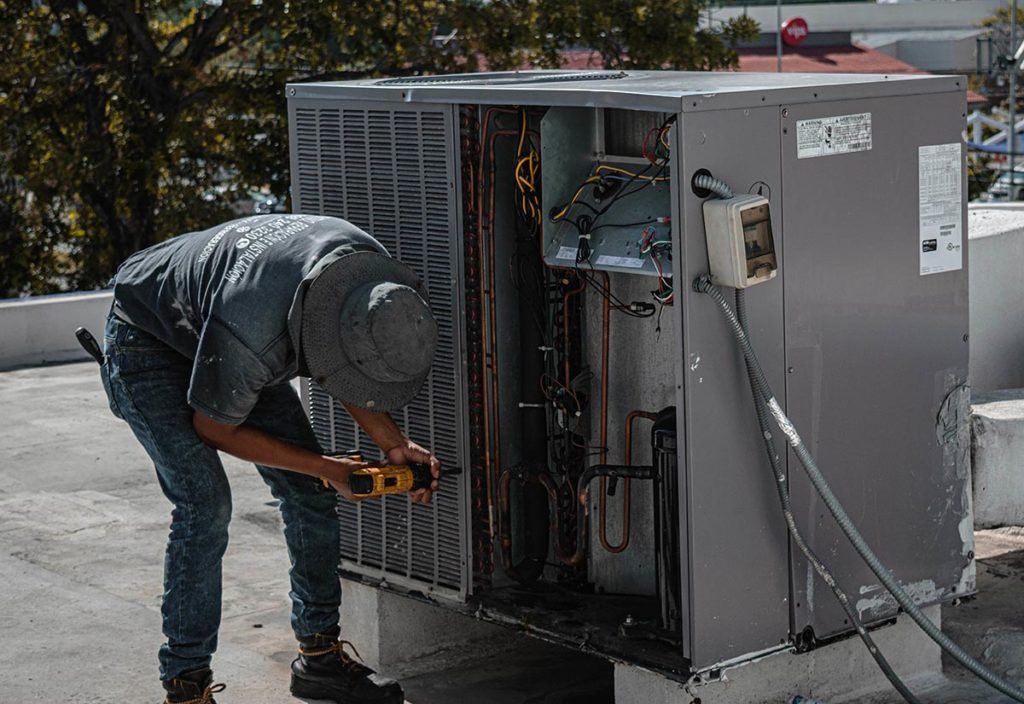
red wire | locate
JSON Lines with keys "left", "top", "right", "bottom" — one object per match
{"left": 641, "top": 127, "right": 660, "bottom": 165}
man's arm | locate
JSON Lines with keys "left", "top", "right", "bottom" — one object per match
{"left": 193, "top": 411, "right": 368, "bottom": 501}
{"left": 193, "top": 406, "right": 441, "bottom": 504}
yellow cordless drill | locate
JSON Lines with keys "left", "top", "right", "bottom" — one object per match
{"left": 348, "top": 462, "right": 437, "bottom": 497}
{"left": 325, "top": 454, "right": 458, "bottom": 498}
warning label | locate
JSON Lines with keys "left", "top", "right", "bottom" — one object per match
{"left": 555, "top": 246, "right": 578, "bottom": 261}
{"left": 595, "top": 254, "right": 645, "bottom": 269}
{"left": 919, "top": 143, "right": 963, "bottom": 276}
{"left": 796, "top": 112, "right": 872, "bottom": 159}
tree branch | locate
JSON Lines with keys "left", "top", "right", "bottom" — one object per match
{"left": 183, "top": 5, "right": 231, "bottom": 65}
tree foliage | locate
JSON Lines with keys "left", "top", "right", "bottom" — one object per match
{"left": 980, "top": 5, "right": 1024, "bottom": 58}
{"left": 0, "top": 1, "right": 757, "bottom": 296}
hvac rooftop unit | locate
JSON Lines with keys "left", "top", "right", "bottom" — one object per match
{"left": 287, "top": 70, "right": 973, "bottom": 675}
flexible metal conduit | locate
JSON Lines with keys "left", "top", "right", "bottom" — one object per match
{"left": 693, "top": 173, "right": 733, "bottom": 199}
{"left": 695, "top": 274, "right": 1024, "bottom": 704}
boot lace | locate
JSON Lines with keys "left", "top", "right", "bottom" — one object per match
{"left": 164, "top": 682, "right": 226, "bottom": 704}
{"left": 300, "top": 639, "right": 366, "bottom": 671}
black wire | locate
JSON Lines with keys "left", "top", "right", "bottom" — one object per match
{"left": 588, "top": 218, "right": 658, "bottom": 233}
{"left": 594, "top": 162, "right": 658, "bottom": 212}
{"left": 550, "top": 116, "right": 673, "bottom": 227}
{"left": 586, "top": 161, "right": 669, "bottom": 235}
{"left": 576, "top": 264, "right": 656, "bottom": 319}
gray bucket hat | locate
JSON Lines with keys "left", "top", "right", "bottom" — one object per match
{"left": 298, "top": 250, "right": 437, "bottom": 411}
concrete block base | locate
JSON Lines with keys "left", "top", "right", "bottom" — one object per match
{"left": 615, "top": 605, "right": 942, "bottom": 704}
{"left": 339, "top": 577, "right": 518, "bottom": 677}
{"left": 972, "top": 390, "right": 1024, "bottom": 528}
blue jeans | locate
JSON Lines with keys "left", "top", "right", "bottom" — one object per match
{"left": 99, "top": 314, "right": 341, "bottom": 681}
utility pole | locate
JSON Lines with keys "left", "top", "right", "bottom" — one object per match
{"left": 1010, "top": 0, "right": 1017, "bottom": 176}
{"left": 776, "top": 0, "right": 783, "bottom": 72}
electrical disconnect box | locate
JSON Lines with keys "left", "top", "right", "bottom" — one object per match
{"left": 704, "top": 194, "right": 777, "bottom": 288}
{"left": 287, "top": 70, "right": 973, "bottom": 679}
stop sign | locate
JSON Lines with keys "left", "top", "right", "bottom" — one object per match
{"left": 781, "top": 17, "right": 809, "bottom": 47}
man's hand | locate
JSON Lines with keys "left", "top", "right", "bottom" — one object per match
{"left": 386, "top": 439, "right": 441, "bottom": 505}
{"left": 339, "top": 405, "right": 441, "bottom": 504}
{"left": 319, "top": 455, "right": 372, "bottom": 502}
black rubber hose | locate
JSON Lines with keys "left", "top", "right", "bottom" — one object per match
{"left": 695, "top": 275, "right": 1024, "bottom": 704}
{"left": 735, "top": 290, "right": 922, "bottom": 704}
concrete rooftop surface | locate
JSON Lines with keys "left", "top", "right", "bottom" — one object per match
{"left": 0, "top": 361, "right": 1022, "bottom": 703}
{"left": 0, "top": 362, "right": 613, "bottom": 703}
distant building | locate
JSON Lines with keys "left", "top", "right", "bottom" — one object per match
{"left": 557, "top": 30, "right": 988, "bottom": 107}
{"left": 709, "top": 0, "right": 1001, "bottom": 75}
{"left": 730, "top": 31, "right": 989, "bottom": 105}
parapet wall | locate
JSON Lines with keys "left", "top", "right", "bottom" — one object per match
{"left": 968, "top": 205, "right": 1024, "bottom": 394}
{"left": 0, "top": 291, "right": 112, "bottom": 370}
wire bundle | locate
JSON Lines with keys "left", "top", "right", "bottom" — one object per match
{"left": 642, "top": 122, "right": 673, "bottom": 164}
{"left": 639, "top": 224, "right": 673, "bottom": 305}
{"left": 546, "top": 116, "right": 677, "bottom": 310}
{"left": 549, "top": 116, "right": 674, "bottom": 234}
{"left": 514, "top": 108, "right": 543, "bottom": 232}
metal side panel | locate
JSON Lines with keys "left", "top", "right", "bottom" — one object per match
{"left": 780, "top": 92, "right": 972, "bottom": 640}
{"left": 677, "top": 106, "right": 791, "bottom": 669}
{"left": 288, "top": 98, "right": 471, "bottom": 600}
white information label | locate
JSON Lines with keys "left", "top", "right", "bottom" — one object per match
{"left": 555, "top": 246, "right": 578, "bottom": 261}
{"left": 595, "top": 255, "right": 645, "bottom": 269}
{"left": 918, "top": 143, "right": 963, "bottom": 276}
{"left": 796, "top": 112, "right": 872, "bottom": 159}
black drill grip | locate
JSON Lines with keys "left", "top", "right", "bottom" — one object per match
{"left": 75, "top": 327, "right": 104, "bottom": 365}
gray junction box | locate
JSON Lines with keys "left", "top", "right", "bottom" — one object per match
{"left": 286, "top": 70, "right": 974, "bottom": 676}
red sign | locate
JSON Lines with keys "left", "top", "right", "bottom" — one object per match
{"left": 781, "top": 17, "right": 809, "bottom": 47}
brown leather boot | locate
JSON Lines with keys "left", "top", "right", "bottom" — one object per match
{"left": 162, "top": 667, "right": 226, "bottom": 703}
{"left": 290, "top": 626, "right": 403, "bottom": 703}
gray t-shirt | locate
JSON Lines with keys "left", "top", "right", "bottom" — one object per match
{"left": 112, "top": 214, "right": 386, "bottom": 424}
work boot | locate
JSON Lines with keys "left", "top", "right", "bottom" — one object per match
{"left": 290, "top": 626, "right": 404, "bottom": 703}
{"left": 162, "top": 667, "right": 226, "bottom": 703}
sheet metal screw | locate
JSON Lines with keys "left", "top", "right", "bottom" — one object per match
{"left": 782, "top": 108, "right": 789, "bottom": 118}
{"left": 788, "top": 366, "right": 795, "bottom": 373}
{"left": 963, "top": 334, "right": 969, "bottom": 342}
{"left": 288, "top": 87, "right": 296, "bottom": 96}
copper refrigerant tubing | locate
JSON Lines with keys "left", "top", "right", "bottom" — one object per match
{"left": 593, "top": 272, "right": 615, "bottom": 553}
{"left": 547, "top": 271, "right": 612, "bottom": 565}
{"left": 561, "top": 275, "right": 586, "bottom": 388}
{"left": 477, "top": 110, "right": 515, "bottom": 504}
{"left": 601, "top": 409, "right": 659, "bottom": 553}
{"left": 537, "top": 471, "right": 587, "bottom": 567}
{"left": 478, "top": 107, "right": 541, "bottom": 558}
{"left": 497, "top": 469, "right": 515, "bottom": 571}
{"left": 482, "top": 120, "right": 540, "bottom": 488}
